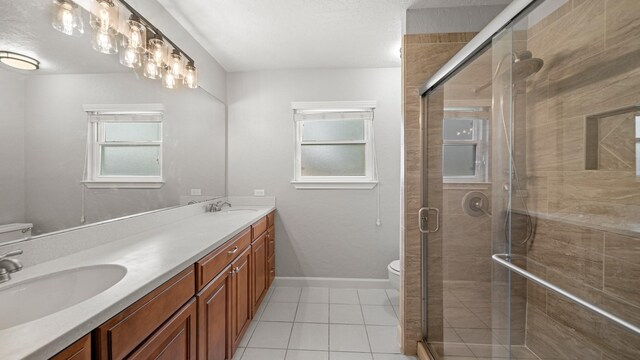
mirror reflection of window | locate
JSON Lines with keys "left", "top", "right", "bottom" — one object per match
{"left": 442, "top": 117, "right": 488, "bottom": 183}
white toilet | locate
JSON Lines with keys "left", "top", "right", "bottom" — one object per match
{"left": 387, "top": 260, "right": 400, "bottom": 290}
{"left": 0, "top": 223, "right": 32, "bottom": 244}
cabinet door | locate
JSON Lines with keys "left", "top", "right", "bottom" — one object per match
{"left": 251, "top": 233, "right": 268, "bottom": 314}
{"left": 230, "top": 247, "right": 252, "bottom": 350}
{"left": 50, "top": 334, "right": 91, "bottom": 360}
{"left": 268, "top": 254, "right": 275, "bottom": 288}
{"left": 197, "top": 265, "right": 232, "bottom": 360}
{"left": 127, "top": 298, "right": 197, "bottom": 360}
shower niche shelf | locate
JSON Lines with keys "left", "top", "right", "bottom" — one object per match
{"left": 584, "top": 104, "right": 639, "bottom": 172}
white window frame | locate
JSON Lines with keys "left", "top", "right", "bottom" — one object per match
{"left": 442, "top": 116, "right": 488, "bottom": 183}
{"left": 291, "top": 101, "right": 378, "bottom": 190}
{"left": 82, "top": 104, "right": 165, "bottom": 189}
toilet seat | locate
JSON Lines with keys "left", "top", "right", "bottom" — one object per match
{"left": 388, "top": 260, "right": 400, "bottom": 274}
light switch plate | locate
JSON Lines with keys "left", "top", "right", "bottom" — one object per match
{"left": 254, "top": 189, "right": 265, "bottom": 196}
{"left": 190, "top": 189, "right": 202, "bottom": 196}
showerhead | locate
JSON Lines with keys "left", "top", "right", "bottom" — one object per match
{"left": 473, "top": 50, "right": 544, "bottom": 93}
{"left": 512, "top": 56, "right": 544, "bottom": 81}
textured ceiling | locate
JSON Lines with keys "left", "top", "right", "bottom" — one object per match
{"left": 0, "top": 1, "right": 127, "bottom": 75}
{"left": 157, "top": 0, "right": 512, "bottom": 72}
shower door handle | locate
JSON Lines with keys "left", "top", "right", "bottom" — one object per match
{"left": 418, "top": 207, "right": 440, "bottom": 233}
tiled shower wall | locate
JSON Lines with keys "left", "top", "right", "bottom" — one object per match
{"left": 401, "top": 33, "right": 475, "bottom": 354}
{"left": 523, "top": 0, "right": 640, "bottom": 219}
{"left": 520, "top": 0, "right": 640, "bottom": 359}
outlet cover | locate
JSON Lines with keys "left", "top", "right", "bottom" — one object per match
{"left": 254, "top": 189, "right": 265, "bottom": 196}
{"left": 190, "top": 189, "right": 202, "bottom": 196}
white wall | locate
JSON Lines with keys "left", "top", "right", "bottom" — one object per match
{"left": 406, "top": 5, "right": 507, "bottom": 34}
{"left": 23, "top": 73, "right": 226, "bottom": 234}
{"left": 227, "top": 68, "right": 401, "bottom": 278}
{"left": 0, "top": 69, "right": 27, "bottom": 225}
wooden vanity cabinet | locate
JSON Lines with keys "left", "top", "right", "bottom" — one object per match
{"left": 195, "top": 226, "right": 256, "bottom": 360}
{"left": 196, "top": 228, "right": 252, "bottom": 292}
{"left": 251, "top": 232, "right": 268, "bottom": 315}
{"left": 230, "top": 247, "right": 252, "bottom": 351}
{"left": 267, "top": 224, "right": 275, "bottom": 287}
{"left": 197, "top": 265, "right": 232, "bottom": 360}
{"left": 51, "top": 212, "right": 276, "bottom": 360}
{"left": 93, "top": 266, "right": 195, "bottom": 360}
{"left": 50, "top": 334, "right": 91, "bottom": 360}
{"left": 127, "top": 299, "right": 197, "bottom": 360}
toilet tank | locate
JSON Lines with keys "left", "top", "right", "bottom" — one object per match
{"left": 0, "top": 223, "right": 33, "bottom": 244}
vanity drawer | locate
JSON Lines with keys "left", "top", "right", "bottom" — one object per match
{"left": 267, "top": 211, "right": 275, "bottom": 227}
{"left": 251, "top": 217, "right": 268, "bottom": 240}
{"left": 95, "top": 266, "right": 195, "bottom": 360}
{"left": 50, "top": 334, "right": 91, "bottom": 360}
{"left": 196, "top": 228, "right": 251, "bottom": 291}
{"left": 267, "top": 226, "right": 275, "bottom": 258}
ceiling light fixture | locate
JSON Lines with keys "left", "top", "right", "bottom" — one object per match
{"left": 0, "top": 51, "right": 40, "bottom": 71}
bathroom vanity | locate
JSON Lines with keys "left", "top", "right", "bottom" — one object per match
{"left": 0, "top": 202, "right": 276, "bottom": 360}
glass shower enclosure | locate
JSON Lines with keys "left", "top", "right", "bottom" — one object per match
{"left": 419, "top": 0, "right": 640, "bottom": 359}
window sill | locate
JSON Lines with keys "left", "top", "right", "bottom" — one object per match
{"left": 291, "top": 180, "right": 378, "bottom": 190}
{"left": 82, "top": 180, "right": 165, "bottom": 189}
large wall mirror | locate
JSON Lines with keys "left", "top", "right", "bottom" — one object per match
{"left": 0, "top": 1, "right": 226, "bottom": 243}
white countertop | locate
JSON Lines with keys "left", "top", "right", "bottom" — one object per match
{"left": 0, "top": 205, "right": 275, "bottom": 360}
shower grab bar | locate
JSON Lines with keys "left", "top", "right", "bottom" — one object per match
{"left": 491, "top": 253, "right": 640, "bottom": 336}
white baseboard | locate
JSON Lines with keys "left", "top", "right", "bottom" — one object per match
{"left": 273, "top": 276, "right": 392, "bottom": 289}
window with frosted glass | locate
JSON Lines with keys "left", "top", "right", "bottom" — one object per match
{"left": 101, "top": 145, "right": 161, "bottom": 176}
{"left": 302, "top": 119, "right": 365, "bottom": 142}
{"left": 103, "top": 122, "right": 161, "bottom": 142}
{"left": 292, "top": 103, "right": 377, "bottom": 186}
{"left": 301, "top": 144, "right": 366, "bottom": 176}
{"left": 299, "top": 118, "right": 367, "bottom": 177}
{"left": 98, "top": 121, "right": 162, "bottom": 178}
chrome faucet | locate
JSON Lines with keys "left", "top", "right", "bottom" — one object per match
{"left": 0, "top": 249, "right": 23, "bottom": 284}
{"left": 209, "top": 200, "right": 232, "bottom": 212}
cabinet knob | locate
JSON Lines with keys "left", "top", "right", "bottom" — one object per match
{"left": 227, "top": 246, "right": 239, "bottom": 255}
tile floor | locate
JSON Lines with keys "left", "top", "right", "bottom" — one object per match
{"left": 233, "top": 286, "right": 417, "bottom": 360}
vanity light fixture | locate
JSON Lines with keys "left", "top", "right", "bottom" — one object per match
{"left": 119, "top": 43, "right": 141, "bottom": 68}
{"left": 147, "top": 36, "right": 167, "bottom": 67}
{"left": 52, "top": 0, "right": 198, "bottom": 89}
{"left": 90, "top": 0, "right": 119, "bottom": 54}
{"left": 143, "top": 53, "right": 160, "bottom": 79}
{"left": 184, "top": 61, "right": 198, "bottom": 89}
{"left": 0, "top": 51, "right": 40, "bottom": 71}
{"left": 51, "top": 0, "right": 84, "bottom": 36}
{"left": 168, "top": 50, "right": 184, "bottom": 80}
{"left": 162, "top": 66, "right": 178, "bottom": 89}
{"left": 119, "top": 16, "right": 145, "bottom": 68}
{"left": 90, "top": 0, "right": 118, "bottom": 33}
{"left": 93, "top": 29, "right": 118, "bottom": 54}
{"left": 123, "top": 15, "right": 146, "bottom": 53}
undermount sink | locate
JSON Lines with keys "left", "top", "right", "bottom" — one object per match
{"left": 0, "top": 264, "right": 127, "bottom": 330}
{"left": 216, "top": 209, "right": 259, "bottom": 215}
